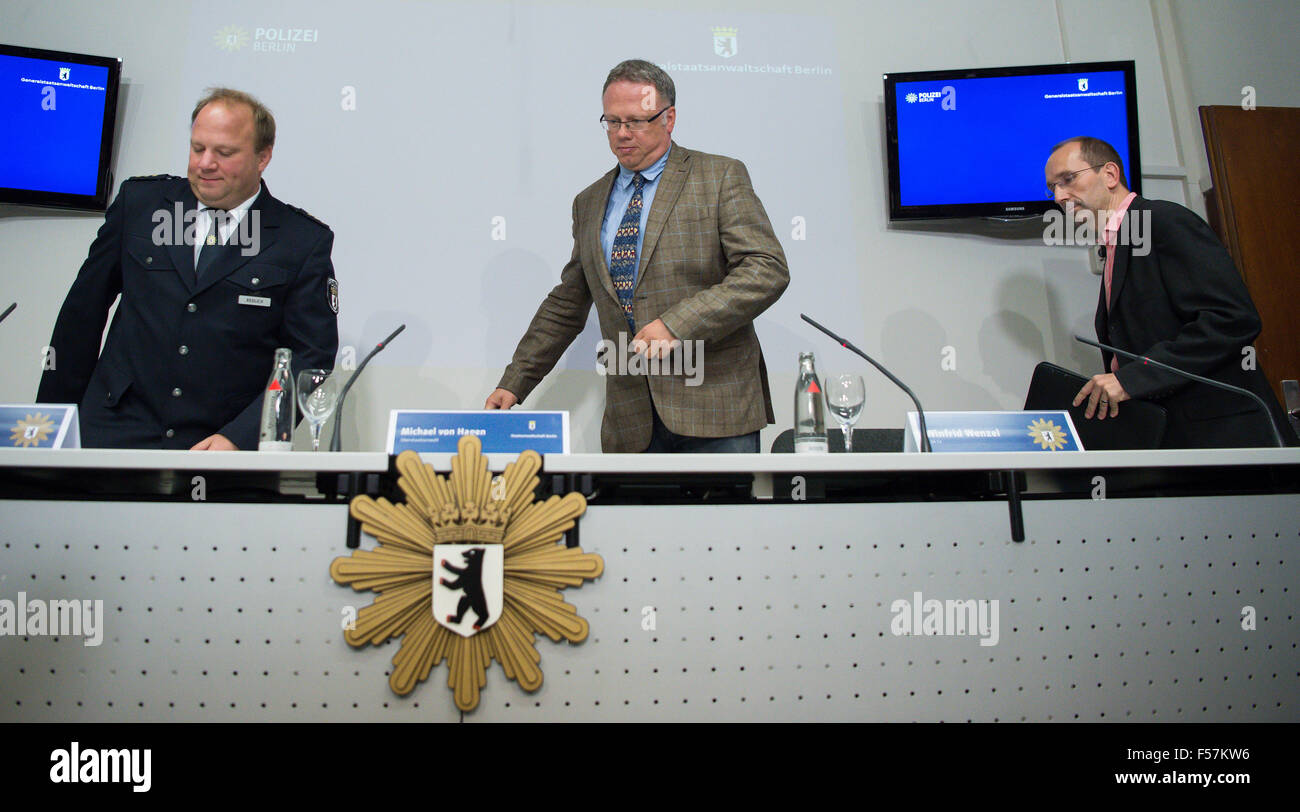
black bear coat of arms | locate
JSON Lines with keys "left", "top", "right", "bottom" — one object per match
{"left": 439, "top": 547, "right": 490, "bottom": 630}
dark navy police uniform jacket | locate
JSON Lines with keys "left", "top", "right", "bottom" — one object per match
{"left": 37, "top": 175, "right": 339, "bottom": 449}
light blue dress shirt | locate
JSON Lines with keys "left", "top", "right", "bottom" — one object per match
{"left": 600, "top": 146, "right": 672, "bottom": 284}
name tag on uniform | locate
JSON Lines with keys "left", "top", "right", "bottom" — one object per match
{"left": 238, "top": 295, "right": 271, "bottom": 307}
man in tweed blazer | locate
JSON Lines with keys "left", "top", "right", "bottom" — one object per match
{"left": 485, "top": 60, "right": 789, "bottom": 452}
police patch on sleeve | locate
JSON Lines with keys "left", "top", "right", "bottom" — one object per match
{"left": 328, "top": 279, "right": 339, "bottom": 314}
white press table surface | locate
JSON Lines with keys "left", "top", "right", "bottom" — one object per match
{"left": 1, "top": 447, "right": 1298, "bottom": 474}
{"left": 0, "top": 448, "right": 390, "bottom": 472}
{"left": 535, "top": 447, "right": 1300, "bottom": 473}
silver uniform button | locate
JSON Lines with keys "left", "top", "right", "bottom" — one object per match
{"left": 171, "top": 387, "right": 182, "bottom": 398}
{"left": 187, "top": 303, "right": 197, "bottom": 312}
{"left": 251, "top": 277, "right": 260, "bottom": 285}
{"left": 165, "top": 429, "right": 175, "bottom": 438}
{"left": 179, "top": 345, "right": 189, "bottom": 355}
{"left": 145, "top": 256, "right": 153, "bottom": 265}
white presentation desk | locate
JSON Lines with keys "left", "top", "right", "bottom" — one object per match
{"left": 1, "top": 447, "right": 1296, "bottom": 722}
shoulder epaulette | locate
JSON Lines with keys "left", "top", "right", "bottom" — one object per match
{"left": 126, "top": 173, "right": 182, "bottom": 182}
{"left": 285, "top": 203, "right": 330, "bottom": 230}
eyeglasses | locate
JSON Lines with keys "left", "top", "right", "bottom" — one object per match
{"left": 600, "top": 106, "right": 672, "bottom": 133}
{"left": 1046, "top": 164, "right": 1105, "bottom": 197}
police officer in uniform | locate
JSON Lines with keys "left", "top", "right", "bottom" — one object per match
{"left": 37, "top": 88, "right": 339, "bottom": 450}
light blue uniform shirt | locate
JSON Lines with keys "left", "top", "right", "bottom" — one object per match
{"left": 600, "top": 146, "right": 671, "bottom": 284}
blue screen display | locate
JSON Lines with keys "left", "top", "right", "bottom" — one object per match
{"left": 894, "top": 70, "right": 1132, "bottom": 207}
{"left": 0, "top": 54, "right": 111, "bottom": 196}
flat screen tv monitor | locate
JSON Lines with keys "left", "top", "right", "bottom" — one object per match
{"left": 884, "top": 60, "right": 1140, "bottom": 221}
{"left": 0, "top": 43, "right": 123, "bottom": 211}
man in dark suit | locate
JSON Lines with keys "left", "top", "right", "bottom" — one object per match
{"left": 484, "top": 60, "right": 789, "bottom": 452}
{"left": 1046, "top": 136, "right": 1291, "bottom": 448}
{"left": 37, "top": 88, "right": 339, "bottom": 450}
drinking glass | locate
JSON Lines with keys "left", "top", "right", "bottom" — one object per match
{"left": 296, "top": 369, "right": 339, "bottom": 451}
{"left": 825, "top": 374, "right": 865, "bottom": 452}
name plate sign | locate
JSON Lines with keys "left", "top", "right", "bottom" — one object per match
{"left": 905, "top": 410, "right": 1082, "bottom": 453}
{"left": 387, "top": 410, "right": 568, "bottom": 455}
{"left": 1, "top": 404, "right": 80, "bottom": 449}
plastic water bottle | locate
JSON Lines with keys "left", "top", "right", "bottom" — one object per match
{"left": 794, "top": 351, "right": 828, "bottom": 453}
{"left": 258, "top": 348, "right": 294, "bottom": 451}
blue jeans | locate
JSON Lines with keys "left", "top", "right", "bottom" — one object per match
{"left": 644, "top": 410, "right": 760, "bottom": 453}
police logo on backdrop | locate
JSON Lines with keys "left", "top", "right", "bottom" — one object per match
{"left": 713, "top": 26, "right": 738, "bottom": 58}
{"left": 59, "top": 67, "right": 70, "bottom": 81}
{"left": 1078, "top": 77, "right": 1089, "bottom": 92}
{"left": 212, "top": 24, "right": 320, "bottom": 55}
{"left": 331, "top": 436, "right": 602, "bottom": 711}
{"left": 214, "top": 25, "right": 250, "bottom": 52}
{"left": 434, "top": 545, "right": 503, "bottom": 636}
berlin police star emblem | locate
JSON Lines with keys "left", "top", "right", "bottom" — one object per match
{"left": 330, "top": 436, "right": 602, "bottom": 711}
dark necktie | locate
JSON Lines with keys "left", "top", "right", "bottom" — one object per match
{"left": 195, "top": 208, "right": 226, "bottom": 281}
{"left": 609, "top": 173, "right": 645, "bottom": 331}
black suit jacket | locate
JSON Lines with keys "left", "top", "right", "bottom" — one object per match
{"left": 1098, "top": 196, "right": 1292, "bottom": 447}
{"left": 37, "top": 175, "right": 339, "bottom": 449}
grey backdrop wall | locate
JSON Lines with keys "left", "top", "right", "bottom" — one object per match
{"left": 3, "top": 0, "right": 1297, "bottom": 452}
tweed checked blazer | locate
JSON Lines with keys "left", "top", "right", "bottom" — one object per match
{"left": 497, "top": 143, "right": 789, "bottom": 452}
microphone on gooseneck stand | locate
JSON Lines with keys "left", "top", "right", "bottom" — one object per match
{"left": 0, "top": 303, "right": 15, "bottom": 324}
{"left": 1073, "top": 334, "right": 1287, "bottom": 448}
{"left": 328, "top": 324, "right": 406, "bottom": 453}
{"left": 801, "top": 313, "right": 931, "bottom": 452}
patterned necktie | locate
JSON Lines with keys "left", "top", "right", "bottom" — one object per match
{"left": 609, "top": 172, "right": 646, "bottom": 330}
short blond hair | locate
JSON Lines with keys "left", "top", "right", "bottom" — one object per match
{"left": 191, "top": 87, "right": 276, "bottom": 152}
